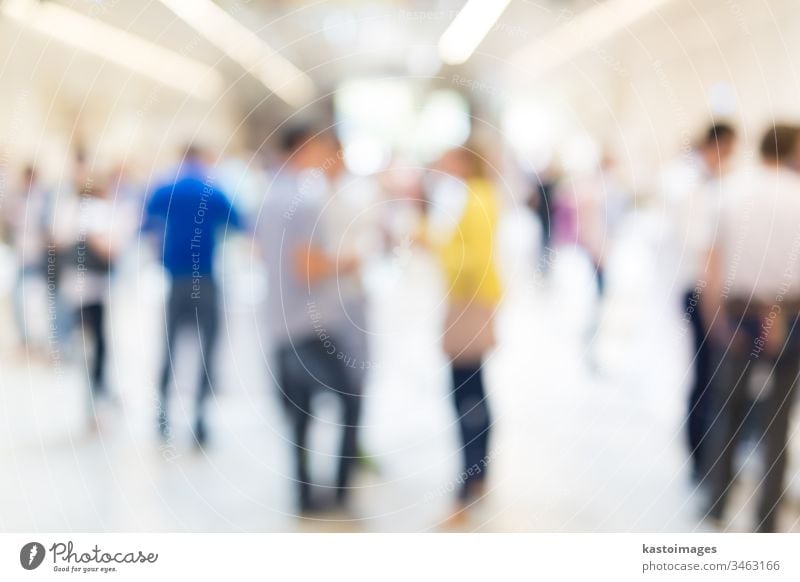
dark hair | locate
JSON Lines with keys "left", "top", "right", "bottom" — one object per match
{"left": 701, "top": 122, "right": 736, "bottom": 147}
{"left": 184, "top": 143, "right": 204, "bottom": 160}
{"left": 458, "top": 144, "right": 490, "bottom": 180}
{"left": 759, "top": 124, "right": 800, "bottom": 163}
{"left": 280, "top": 125, "right": 317, "bottom": 154}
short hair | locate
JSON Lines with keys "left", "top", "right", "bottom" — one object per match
{"left": 759, "top": 124, "right": 800, "bottom": 163}
{"left": 701, "top": 122, "right": 736, "bottom": 147}
{"left": 280, "top": 125, "right": 317, "bottom": 154}
{"left": 184, "top": 143, "right": 204, "bottom": 160}
{"left": 457, "top": 143, "right": 490, "bottom": 179}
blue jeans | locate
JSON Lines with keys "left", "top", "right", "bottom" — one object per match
{"left": 451, "top": 364, "right": 491, "bottom": 501}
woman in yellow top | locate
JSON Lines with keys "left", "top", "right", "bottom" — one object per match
{"left": 431, "top": 146, "right": 503, "bottom": 523}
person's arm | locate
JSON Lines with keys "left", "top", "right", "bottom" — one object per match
{"left": 292, "top": 244, "right": 358, "bottom": 287}
{"left": 286, "top": 198, "right": 358, "bottom": 287}
{"left": 50, "top": 195, "right": 76, "bottom": 250}
{"left": 700, "top": 245, "right": 723, "bottom": 331}
{"left": 216, "top": 187, "right": 246, "bottom": 232}
{"left": 88, "top": 202, "right": 138, "bottom": 261}
{"left": 701, "top": 243, "right": 739, "bottom": 350}
{"left": 141, "top": 186, "right": 168, "bottom": 233}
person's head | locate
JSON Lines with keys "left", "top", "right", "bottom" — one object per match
{"left": 759, "top": 124, "right": 800, "bottom": 169}
{"left": 321, "top": 135, "right": 345, "bottom": 179}
{"left": 437, "top": 145, "right": 488, "bottom": 181}
{"left": 280, "top": 124, "right": 329, "bottom": 171}
{"left": 183, "top": 143, "right": 211, "bottom": 166}
{"left": 21, "top": 165, "right": 37, "bottom": 190}
{"left": 697, "top": 122, "right": 737, "bottom": 174}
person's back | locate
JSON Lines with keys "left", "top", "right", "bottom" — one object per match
{"left": 145, "top": 150, "right": 243, "bottom": 447}
{"left": 147, "top": 165, "right": 241, "bottom": 279}
{"left": 716, "top": 163, "right": 800, "bottom": 302}
{"left": 438, "top": 176, "right": 502, "bottom": 308}
{"left": 703, "top": 124, "right": 800, "bottom": 532}
{"left": 260, "top": 168, "right": 336, "bottom": 343}
{"left": 662, "top": 124, "right": 737, "bottom": 292}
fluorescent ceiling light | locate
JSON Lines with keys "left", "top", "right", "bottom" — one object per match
{"left": 158, "top": 0, "right": 316, "bottom": 108}
{"left": 438, "top": 0, "right": 512, "bottom": 65}
{"left": 1, "top": 0, "right": 223, "bottom": 101}
{"left": 511, "top": 0, "right": 679, "bottom": 79}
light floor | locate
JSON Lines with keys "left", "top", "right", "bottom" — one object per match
{"left": 1, "top": 208, "right": 799, "bottom": 532}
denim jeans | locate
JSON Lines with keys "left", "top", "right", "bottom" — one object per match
{"left": 451, "top": 364, "right": 492, "bottom": 501}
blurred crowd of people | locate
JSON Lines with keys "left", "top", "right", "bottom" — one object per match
{"left": 1, "top": 117, "right": 800, "bottom": 532}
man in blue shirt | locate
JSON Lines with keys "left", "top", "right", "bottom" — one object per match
{"left": 144, "top": 146, "right": 244, "bottom": 447}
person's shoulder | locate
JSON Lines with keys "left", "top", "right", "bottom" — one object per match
{"left": 716, "top": 165, "right": 761, "bottom": 212}
{"left": 778, "top": 167, "right": 800, "bottom": 188}
{"left": 468, "top": 177, "right": 495, "bottom": 197}
{"left": 150, "top": 178, "right": 179, "bottom": 198}
{"left": 660, "top": 156, "right": 702, "bottom": 196}
{"left": 720, "top": 163, "right": 757, "bottom": 189}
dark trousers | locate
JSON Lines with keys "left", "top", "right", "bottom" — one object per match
{"left": 705, "top": 302, "right": 800, "bottom": 532}
{"left": 77, "top": 302, "right": 106, "bottom": 397}
{"left": 683, "top": 289, "right": 713, "bottom": 477}
{"left": 594, "top": 265, "right": 605, "bottom": 297}
{"left": 275, "top": 337, "right": 361, "bottom": 509}
{"left": 451, "top": 364, "right": 491, "bottom": 501}
{"left": 158, "top": 277, "right": 219, "bottom": 432}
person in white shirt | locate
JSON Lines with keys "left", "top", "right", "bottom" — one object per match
{"left": 321, "top": 137, "right": 383, "bottom": 394}
{"left": 53, "top": 179, "right": 135, "bottom": 422}
{"left": 701, "top": 124, "right": 800, "bottom": 532}
{"left": 661, "top": 123, "right": 737, "bottom": 481}
{"left": 4, "top": 166, "right": 50, "bottom": 352}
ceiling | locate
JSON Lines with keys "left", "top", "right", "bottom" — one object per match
{"left": 2, "top": 0, "right": 799, "bottom": 166}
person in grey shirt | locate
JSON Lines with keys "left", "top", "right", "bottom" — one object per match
{"left": 259, "top": 126, "right": 362, "bottom": 514}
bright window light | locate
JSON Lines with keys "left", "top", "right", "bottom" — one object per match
{"left": 343, "top": 136, "right": 391, "bottom": 176}
{"left": 413, "top": 90, "right": 471, "bottom": 162}
{"left": 502, "top": 100, "right": 562, "bottom": 170}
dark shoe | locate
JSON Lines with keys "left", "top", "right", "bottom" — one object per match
{"left": 755, "top": 518, "right": 777, "bottom": 533}
{"left": 702, "top": 501, "right": 724, "bottom": 530}
{"left": 298, "top": 495, "right": 333, "bottom": 517}
{"left": 335, "top": 485, "right": 351, "bottom": 508}
{"left": 193, "top": 417, "right": 207, "bottom": 448}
